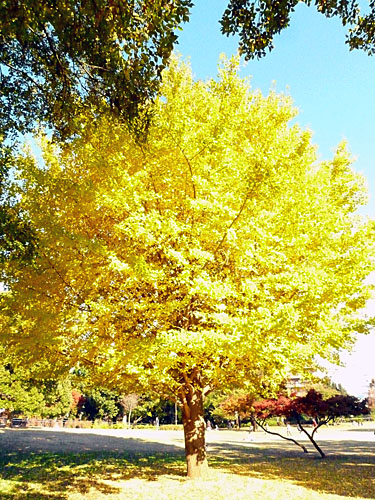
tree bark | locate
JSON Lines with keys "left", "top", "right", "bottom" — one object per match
{"left": 180, "top": 386, "right": 209, "bottom": 479}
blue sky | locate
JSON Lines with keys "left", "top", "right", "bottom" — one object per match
{"left": 176, "top": 1, "right": 375, "bottom": 396}
{"left": 177, "top": 1, "right": 375, "bottom": 217}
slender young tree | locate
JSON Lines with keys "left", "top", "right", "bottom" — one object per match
{"left": 253, "top": 390, "right": 369, "bottom": 458}
{"left": 1, "top": 57, "right": 374, "bottom": 478}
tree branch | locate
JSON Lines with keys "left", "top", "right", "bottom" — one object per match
{"left": 210, "top": 189, "right": 250, "bottom": 261}
{"left": 2, "top": 62, "right": 45, "bottom": 92}
{"left": 178, "top": 387, "right": 191, "bottom": 420}
{"left": 182, "top": 371, "right": 194, "bottom": 398}
{"left": 179, "top": 146, "right": 196, "bottom": 199}
{"left": 42, "top": 251, "right": 91, "bottom": 311}
{"left": 255, "top": 419, "right": 308, "bottom": 453}
{"left": 296, "top": 415, "right": 326, "bottom": 458}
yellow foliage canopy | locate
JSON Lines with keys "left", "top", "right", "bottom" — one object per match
{"left": 1, "top": 57, "right": 374, "bottom": 401}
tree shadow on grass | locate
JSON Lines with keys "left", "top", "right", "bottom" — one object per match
{"left": 1, "top": 429, "right": 374, "bottom": 499}
{"left": 0, "top": 428, "right": 185, "bottom": 455}
{"left": 0, "top": 429, "right": 186, "bottom": 499}
{"left": 0, "top": 450, "right": 187, "bottom": 500}
{"left": 207, "top": 437, "right": 375, "bottom": 499}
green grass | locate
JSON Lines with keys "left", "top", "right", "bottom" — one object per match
{"left": 0, "top": 448, "right": 374, "bottom": 500}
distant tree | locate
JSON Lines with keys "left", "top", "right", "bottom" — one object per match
{"left": 0, "top": 348, "right": 73, "bottom": 418}
{"left": 134, "top": 395, "right": 179, "bottom": 425}
{"left": 305, "top": 378, "right": 348, "bottom": 399}
{"left": 119, "top": 393, "right": 140, "bottom": 426}
{"left": 39, "top": 378, "right": 73, "bottom": 418}
{"left": 368, "top": 379, "right": 375, "bottom": 412}
{"left": 0, "top": 364, "right": 45, "bottom": 417}
{"left": 203, "top": 390, "right": 230, "bottom": 426}
{"left": 220, "top": 390, "right": 255, "bottom": 427}
{"left": 81, "top": 388, "right": 120, "bottom": 421}
{"left": 253, "top": 390, "right": 369, "bottom": 458}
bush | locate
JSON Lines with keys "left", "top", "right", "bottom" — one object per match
{"left": 63, "top": 419, "right": 92, "bottom": 429}
{"left": 159, "top": 424, "right": 183, "bottom": 431}
{"left": 132, "top": 423, "right": 183, "bottom": 431}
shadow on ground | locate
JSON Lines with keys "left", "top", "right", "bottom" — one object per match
{"left": 0, "top": 429, "right": 185, "bottom": 499}
{"left": 207, "top": 434, "right": 375, "bottom": 499}
{"left": 0, "top": 449, "right": 186, "bottom": 499}
{"left": 0, "top": 428, "right": 374, "bottom": 499}
{"left": 0, "top": 428, "right": 185, "bottom": 454}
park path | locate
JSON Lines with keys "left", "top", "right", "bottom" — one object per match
{"left": 0, "top": 424, "right": 374, "bottom": 459}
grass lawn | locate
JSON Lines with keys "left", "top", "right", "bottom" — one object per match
{"left": 0, "top": 427, "right": 374, "bottom": 499}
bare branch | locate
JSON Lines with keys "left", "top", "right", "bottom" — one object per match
{"left": 2, "top": 62, "right": 45, "bottom": 92}
{"left": 255, "top": 419, "right": 308, "bottom": 453}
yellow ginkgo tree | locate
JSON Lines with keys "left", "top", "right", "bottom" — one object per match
{"left": 1, "top": 57, "right": 374, "bottom": 478}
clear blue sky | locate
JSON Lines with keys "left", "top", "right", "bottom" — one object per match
{"left": 177, "top": 1, "right": 375, "bottom": 217}
{"left": 176, "top": 1, "right": 375, "bottom": 396}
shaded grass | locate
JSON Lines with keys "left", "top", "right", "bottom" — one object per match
{"left": 0, "top": 451, "right": 185, "bottom": 499}
{"left": 0, "top": 452, "right": 185, "bottom": 500}
{"left": 0, "top": 448, "right": 374, "bottom": 500}
{"left": 206, "top": 434, "right": 375, "bottom": 499}
{"left": 1, "top": 425, "right": 375, "bottom": 500}
{"left": 211, "top": 453, "right": 375, "bottom": 499}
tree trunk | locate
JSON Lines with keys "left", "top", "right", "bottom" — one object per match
{"left": 296, "top": 416, "right": 326, "bottom": 458}
{"left": 180, "top": 386, "right": 208, "bottom": 479}
{"left": 255, "top": 419, "right": 308, "bottom": 453}
{"left": 305, "top": 429, "right": 326, "bottom": 458}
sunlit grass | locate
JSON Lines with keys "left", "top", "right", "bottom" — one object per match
{"left": 0, "top": 449, "right": 374, "bottom": 500}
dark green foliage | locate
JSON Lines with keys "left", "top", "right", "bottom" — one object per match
{"left": 2, "top": 0, "right": 375, "bottom": 144}
{"left": 137, "top": 395, "right": 180, "bottom": 424}
{"left": 0, "top": 0, "right": 193, "bottom": 140}
{"left": 220, "top": 0, "right": 375, "bottom": 59}
{"left": 0, "top": 359, "right": 73, "bottom": 418}
{"left": 79, "top": 389, "right": 179, "bottom": 424}
{"left": 82, "top": 388, "right": 120, "bottom": 421}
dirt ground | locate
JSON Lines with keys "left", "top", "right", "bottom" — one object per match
{"left": 0, "top": 423, "right": 374, "bottom": 459}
